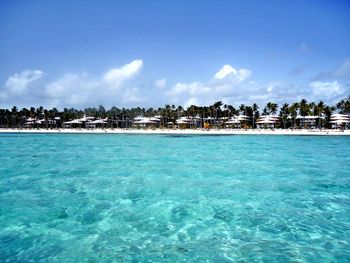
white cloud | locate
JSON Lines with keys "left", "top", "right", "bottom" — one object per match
{"left": 165, "top": 64, "right": 253, "bottom": 106}
{"left": 267, "top": 85, "right": 274, "bottom": 93}
{"left": 214, "top": 64, "right": 251, "bottom": 82}
{"left": 46, "top": 73, "right": 98, "bottom": 99}
{"left": 235, "top": 69, "right": 251, "bottom": 83}
{"left": 103, "top": 59, "right": 143, "bottom": 88}
{"left": 249, "top": 82, "right": 306, "bottom": 104}
{"left": 155, "top": 78, "right": 166, "bottom": 89}
{"left": 122, "top": 87, "right": 145, "bottom": 104}
{"left": 5, "top": 69, "right": 43, "bottom": 95}
{"left": 0, "top": 60, "right": 144, "bottom": 107}
{"left": 166, "top": 82, "right": 211, "bottom": 98}
{"left": 214, "top": 65, "right": 236, "bottom": 79}
{"left": 184, "top": 97, "right": 200, "bottom": 108}
{"left": 2, "top": 59, "right": 349, "bottom": 109}
{"left": 44, "top": 59, "right": 144, "bottom": 107}
{"left": 309, "top": 81, "right": 344, "bottom": 97}
{"left": 162, "top": 63, "right": 349, "bottom": 107}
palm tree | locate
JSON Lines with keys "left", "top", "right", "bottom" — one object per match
{"left": 288, "top": 103, "right": 299, "bottom": 128}
{"left": 212, "top": 101, "right": 223, "bottom": 123}
{"left": 98, "top": 105, "right": 106, "bottom": 118}
{"left": 337, "top": 96, "right": 350, "bottom": 114}
{"left": 252, "top": 103, "right": 259, "bottom": 129}
{"left": 299, "top": 99, "right": 310, "bottom": 116}
{"left": 11, "top": 106, "right": 18, "bottom": 128}
{"left": 237, "top": 104, "right": 246, "bottom": 127}
{"left": 279, "top": 103, "right": 289, "bottom": 129}
{"left": 244, "top": 106, "right": 253, "bottom": 128}
{"left": 29, "top": 107, "right": 36, "bottom": 119}
{"left": 262, "top": 106, "right": 268, "bottom": 116}
{"left": 223, "top": 104, "right": 228, "bottom": 118}
{"left": 186, "top": 105, "right": 199, "bottom": 128}
{"left": 314, "top": 101, "right": 325, "bottom": 129}
{"left": 20, "top": 107, "right": 29, "bottom": 127}
{"left": 3, "top": 96, "right": 350, "bottom": 130}
{"left": 238, "top": 104, "right": 246, "bottom": 115}
{"left": 36, "top": 106, "right": 44, "bottom": 118}
{"left": 177, "top": 105, "right": 184, "bottom": 120}
{"left": 227, "top": 105, "right": 237, "bottom": 118}
{"left": 266, "top": 102, "right": 278, "bottom": 115}
{"left": 43, "top": 109, "right": 49, "bottom": 129}
{"left": 324, "top": 105, "right": 335, "bottom": 129}
{"left": 0, "top": 109, "right": 5, "bottom": 127}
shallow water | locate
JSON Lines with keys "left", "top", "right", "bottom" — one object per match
{"left": 0, "top": 134, "right": 350, "bottom": 262}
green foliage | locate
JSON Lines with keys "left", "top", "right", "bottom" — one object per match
{"left": 0, "top": 97, "right": 348, "bottom": 128}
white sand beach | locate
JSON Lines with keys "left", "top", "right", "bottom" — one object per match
{"left": 1, "top": 128, "right": 350, "bottom": 136}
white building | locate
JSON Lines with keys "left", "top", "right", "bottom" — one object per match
{"left": 256, "top": 115, "right": 279, "bottom": 128}
{"left": 330, "top": 114, "right": 350, "bottom": 129}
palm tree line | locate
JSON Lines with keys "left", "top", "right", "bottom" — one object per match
{"left": 1, "top": 96, "right": 349, "bottom": 129}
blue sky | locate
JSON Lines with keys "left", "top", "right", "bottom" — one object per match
{"left": 0, "top": 0, "right": 350, "bottom": 109}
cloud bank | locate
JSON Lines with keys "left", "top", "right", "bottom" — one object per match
{"left": 164, "top": 63, "right": 349, "bottom": 107}
{"left": 1, "top": 59, "right": 349, "bottom": 109}
{"left": 1, "top": 70, "right": 44, "bottom": 98}
{"left": 1, "top": 60, "right": 144, "bottom": 108}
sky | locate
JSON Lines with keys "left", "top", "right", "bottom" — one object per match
{"left": 0, "top": 0, "right": 350, "bottom": 109}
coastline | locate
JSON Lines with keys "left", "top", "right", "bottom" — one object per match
{"left": 1, "top": 128, "right": 350, "bottom": 136}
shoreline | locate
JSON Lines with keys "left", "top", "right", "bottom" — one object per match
{"left": 1, "top": 128, "right": 350, "bottom": 136}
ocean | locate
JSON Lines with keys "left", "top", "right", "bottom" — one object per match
{"left": 0, "top": 134, "right": 350, "bottom": 262}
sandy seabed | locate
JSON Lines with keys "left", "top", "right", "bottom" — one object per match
{"left": 1, "top": 128, "right": 350, "bottom": 136}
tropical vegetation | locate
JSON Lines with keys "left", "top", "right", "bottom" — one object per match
{"left": 1, "top": 96, "right": 349, "bottom": 129}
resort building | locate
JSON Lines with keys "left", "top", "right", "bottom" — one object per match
{"left": 330, "top": 114, "right": 350, "bottom": 129}
{"left": 296, "top": 115, "right": 320, "bottom": 129}
{"left": 63, "top": 116, "right": 109, "bottom": 128}
{"left": 63, "top": 119, "right": 83, "bottom": 128}
{"left": 86, "top": 119, "right": 108, "bottom": 128}
{"left": 224, "top": 118, "right": 241, "bottom": 128}
{"left": 133, "top": 116, "right": 160, "bottom": 128}
{"left": 224, "top": 115, "right": 250, "bottom": 128}
{"left": 176, "top": 116, "right": 201, "bottom": 128}
{"left": 23, "top": 117, "right": 60, "bottom": 129}
{"left": 256, "top": 115, "right": 279, "bottom": 129}
{"left": 8, "top": 112, "right": 350, "bottom": 130}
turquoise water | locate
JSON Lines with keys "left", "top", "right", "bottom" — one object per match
{"left": 0, "top": 134, "right": 350, "bottom": 262}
